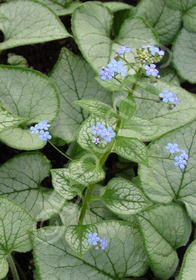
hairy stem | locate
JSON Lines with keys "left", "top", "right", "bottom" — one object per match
{"left": 78, "top": 117, "right": 121, "bottom": 225}
{"left": 149, "top": 155, "right": 174, "bottom": 160}
{"left": 7, "top": 254, "right": 20, "bottom": 280}
{"left": 79, "top": 183, "right": 95, "bottom": 225}
{"left": 48, "top": 140, "right": 72, "bottom": 161}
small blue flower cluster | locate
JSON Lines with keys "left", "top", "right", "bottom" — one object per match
{"left": 147, "top": 45, "right": 164, "bottom": 57}
{"left": 91, "top": 122, "right": 116, "bottom": 144}
{"left": 99, "top": 46, "right": 131, "bottom": 81}
{"left": 159, "top": 89, "right": 179, "bottom": 108}
{"left": 165, "top": 143, "right": 189, "bottom": 169}
{"left": 88, "top": 232, "right": 108, "bottom": 250}
{"left": 30, "top": 120, "right": 52, "bottom": 142}
{"left": 135, "top": 45, "right": 164, "bottom": 81}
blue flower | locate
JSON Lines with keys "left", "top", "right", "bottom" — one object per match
{"left": 91, "top": 123, "right": 105, "bottom": 136}
{"left": 39, "top": 130, "right": 52, "bottom": 142}
{"left": 88, "top": 233, "right": 100, "bottom": 246}
{"left": 165, "top": 143, "right": 180, "bottom": 154}
{"left": 99, "top": 67, "right": 114, "bottom": 81}
{"left": 171, "top": 93, "right": 180, "bottom": 105}
{"left": 101, "top": 126, "right": 116, "bottom": 142}
{"left": 107, "top": 60, "right": 127, "bottom": 77}
{"left": 116, "top": 46, "right": 131, "bottom": 55}
{"left": 174, "top": 156, "right": 187, "bottom": 169}
{"left": 158, "top": 50, "right": 165, "bottom": 56}
{"left": 149, "top": 46, "right": 160, "bottom": 56}
{"left": 144, "top": 64, "right": 159, "bottom": 77}
{"left": 107, "top": 59, "right": 121, "bottom": 73}
{"left": 118, "top": 65, "right": 127, "bottom": 76}
{"left": 30, "top": 124, "right": 40, "bottom": 134}
{"left": 179, "top": 150, "right": 189, "bottom": 161}
{"left": 38, "top": 120, "right": 51, "bottom": 130}
{"left": 149, "top": 46, "right": 165, "bottom": 57}
{"left": 159, "top": 89, "right": 174, "bottom": 104}
{"left": 100, "top": 237, "right": 108, "bottom": 250}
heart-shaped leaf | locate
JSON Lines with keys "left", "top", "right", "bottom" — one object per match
{"left": 64, "top": 224, "right": 97, "bottom": 257}
{"left": 173, "top": 28, "right": 196, "bottom": 83}
{"left": 113, "top": 136, "right": 148, "bottom": 165}
{"left": 0, "top": 197, "right": 36, "bottom": 279}
{"left": 0, "top": 0, "right": 70, "bottom": 51}
{"left": 164, "top": 0, "right": 195, "bottom": 11}
{"left": 31, "top": 220, "right": 149, "bottom": 279}
{"left": 37, "top": 0, "right": 81, "bottom": 16}
{"left": 69, "top": 160, "right": 105, "bottom": 186}
{"left": 136, "top": 204, "right": 191, "bottom": 279}
{"left": 74, "top": 99, "right": 118, "bottom": 119}
{"left": 49, "top": 48, "right": 111, "bottom": 143}
{"left": 104, "top": 2, "right": 132, "bottom": 13}
{"left": 135, "top": 0, "right": 182, "bottom": 45}
{"left": 0, "top": 152, "right": 65, "bottom": 221}
{"left": 183, "top": 5, "right": 196, "bottom": 32}
{"left": 78, "top": 114, "right": 117, "bottom": 158}
{"left": 0, "top": 104, "right": 24, "bottom": 132}
{"left": 101, "top": 178, "right": 151, "bottom": 215}
{"left": 51, "top": 168, "right": 85, "bottom": 199}
{"left": 0, "top": 66, "right": 59, "bottom": 150}
{"left": 178, "top": 240, "right": 196, "bottom": 280}
{"left": 139, "top": 120, "right": 196, "bottom": 222}
{"left": 72, "top": 2, "right": 158, "bottom": 72}
{"left": 119, "top": 80, "right": 196, "bottom": 140}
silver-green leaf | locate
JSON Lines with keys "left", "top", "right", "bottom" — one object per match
{"left": 137, "top": 204, "right": 191, "bottom": 279}
{"left": 173, "top": 28, "right": 196, "bottom": 83}
{"left": 0, "top": 66, "right": 59, "bottom": 150}
{"left": 101, "top": 178, "right": 151, "bottom": 215}
{"left": 0, "top": 197, "right": 36, "bottom": 279}
{"left": 49, "top": 48, "right": 111, "bottom": 143}
{"left": 164, "top": 0, "right": 195, "bottom": 11}
{"left": 119, "top": 80, "right": 196, "bottom": 140}
{"left": 51, "top": 168, "right": 85, "bottom": 199}
{"left": 0, "top": 152, "right": 65, "bottom": 221}
{"left": 69, "top": 160, "right": 105, "bottom": 186}
{"left": 135, "top": 0, "right": 182, "bottom": 45}
{"left": 178, "top": 240, "right": 196, "bottom": 280}
{"left": 0, "top": 104, "right": 24, "bottom": 132}
{"left": 72, "top": 2, "right": 158, "bottom": 73}
{"left": 139, "top": 120, "right": 196, "bottom": 222}
{"left": 0, "top": 0, "right": 70, "bottom": 51}
{"left": 64, "top": 224, "right": 97, "bottom": 257}
{"left": 31, "top": 220, "right": 149, "bottom": 279}
{"left": 113, "top": 136, "right": 148, "bottom": 165}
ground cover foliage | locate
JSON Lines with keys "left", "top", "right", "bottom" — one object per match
{"left": 0, "top": 0, "right": 196, "bottom": 279}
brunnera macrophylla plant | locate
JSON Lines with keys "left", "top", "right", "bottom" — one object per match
{"left": 0, "top": 1, "right": 196, "bottom": 280}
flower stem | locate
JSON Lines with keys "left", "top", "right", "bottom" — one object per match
{"left": 114, "top": 73, "right": 160, "bottom": 103}
{"left": 78, "top": 118, "right": 122, "bottom": 225}
{"left": 48, "top": 140, "right": 72, "bottom": 161}
{"left": 149, "top": 155, "right": 174, "bottom": 160}
{"left": 7, "top": 254, "right": 20, "bottom": 280}
{"left": 79, "top": 183, "right": 95, "bottom": 225}
{"left": 132, "top": 95, "right": 161, "bottom": 103}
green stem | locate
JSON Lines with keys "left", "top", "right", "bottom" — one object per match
{"left": 149, "top": 155, "right": 174, "bottom": 160}
{"left": 89, "top": 197, "right": 102, "bottom": 202}
{"left": 132, "top": 95, "right": 161, "bottom": 103}
{"left": 79, "top": 183, "right": 95, "bottom": 225}
{"left": 114, "top": 76, "right": 160, "bottom": 102}
{"left": 7, "top": 254, "right": 20, "bottom": 280}
{"left": 78, "top": 118, "right": 121, "bottom": 225}
{"left": 48, "top": 140, "right": 72, "bottom": 161}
